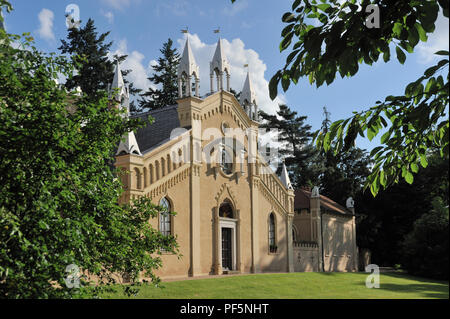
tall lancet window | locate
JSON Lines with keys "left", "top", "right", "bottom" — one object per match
{"left": 219, "top": 142, "right": 233, "bottom": 175}
{"left": 159, "top": 197, "right": 171, "bottom": 236}
{"left": 269, "top": 213, "right": 277, "bottom": 253}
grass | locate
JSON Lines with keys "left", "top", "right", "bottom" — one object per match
{"left": 100, "top": 272, "right": 449, "bottom": 299}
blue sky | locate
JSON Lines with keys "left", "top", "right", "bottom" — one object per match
{"left": 3, "top": 0, "right": 449, "bottom": 151}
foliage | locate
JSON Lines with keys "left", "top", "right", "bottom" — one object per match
{"left": 139, "top": 38, "right": 180, "bottom": 111}
{"left": 402, "top": 197, "right": 449, "bottom": 279}
{"left": 317, "top": 107, "right": 372, "bottom": 203}
{"left": 320, "top": 147, "right": 372, "bottom": 204}
{"left": 259, "top": 104, "right": 319, "bottom": 187}
{"left": 0, "top": 29, "right": 179, "bottom": 298}
{"left": 59, "top": 18, "right": 142, "bottom": 112}
{"left": 259, "top": 0, "right": 449, "bottom": 196}
{"left": 355, "top": 151, "right": 449, "bottom": 267}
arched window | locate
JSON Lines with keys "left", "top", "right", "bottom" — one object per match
{"left": 143, "top": 167, "right": 147, "bottom": 188}
{"left": 292, "top": 225, "right": 298, "bottom": 242}
{"left": 219, "top": 201, "right": 234, "bottom": 218}
{"left": 159, "top": 197, "right": 171, "bottom": 236}
{"left": 269, "top": 213, "right": 277, "bottom": 253}
{"left": 161, "top": 157, "right": 166, "bottom": 177}
{"left": 155, "top": 161, "right": 160, "bottom": 181}
{"left": 167, "top": 154, "right": 171, "bottom": 173}
{"left": 220, "top": 146, "right": 233, "bottom": 175}
{"left": 134, "top": 168, "right": 141, "bottom": 189}
{"left": 149, "top": 164, "right": 154, "bottom": 184}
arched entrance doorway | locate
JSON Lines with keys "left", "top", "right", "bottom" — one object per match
{"left": 218, "top": 200, "right": 237, "bottom": 272}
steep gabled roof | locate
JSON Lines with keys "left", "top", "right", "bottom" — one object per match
{"left": 131, "top": 105, "right": 183, "bottom": 154}
{"left": 294, "top": 189, "right": 352, "bottom": 215}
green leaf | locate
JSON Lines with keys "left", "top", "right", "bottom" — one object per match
{"left": 404, "top": 170, "right": 414, "bottom": 184}
{"left": 380, "top": 170, "right": 386, "bottom": 187}
{"left": 317, "top": 4, "right": 331, "bottom": 12}
{"left": 415, "top": 23, "right": 428, "bottom": 42}
{"left": 420, "top": 154, "right": 428, "bottom": 168}
{"left": 380, "top": 130, "right": 391, "bottom": 143}
{"left": 268, "top": 71, "right": 281, "bottom": 100}
{"left": 282, "top": 12, "right": 296, "bottom": 23}
{"left": 411, "top": 162, "right": 419, "bottom": 173}
{"left": 396, "top": 46, "right": 406, "bottom": 64}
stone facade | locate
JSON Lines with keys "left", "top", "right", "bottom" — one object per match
{"left": 112, "top": 37, "right": 357, "bottom": 279}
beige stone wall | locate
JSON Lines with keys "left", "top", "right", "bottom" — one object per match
{"left": 293, "top": 209, "right": 313, "bottom": 242}
{"left": 322, "top": 214, "right": 355, "bottom": 272}
{"left": 293, "top": 245, "right": 319, "bottom": 272}
{"left": 115, "top": 91, "right": 294, "bottom": 279}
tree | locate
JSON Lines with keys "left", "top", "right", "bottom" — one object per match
{"left": 319, "top": 147, "right": 371, "bottom": 203}
{"left": 241, "top": 0, "right": 449, "bottom": 196}
{"left": 355, "top": 150, "right": 449, "bottom": 267}
{"left": 59, "top": 18, "right": 142, "bottom": 112}
{"left": 402, "top": 196, "right": 449, "bottom": 279}
{"left": 259, "top": 104, "right": 319, "bottom": 187}
{"left": 0, "top": 21, "right": 178, "bottom": 298}
{"left": 139, "top": 38, "right": 180, "bottom": 111}
{"left": 318, "top": 107, "right": 372, "bottom": 203}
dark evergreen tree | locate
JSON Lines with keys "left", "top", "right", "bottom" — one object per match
{"left": 139, "top": 38, "right": 179, "bottom": 111}
{"left": 355, "top": 150, "right": 449, "bottom": 270}
{"left": 259, "top": 104, "right": 318, "bottom": 188}
{"left": 59, "top": 18, "right": 141, "bottom": 108}
{"left": 229, "top": 88, "right": 241, "bottom": 101}
{"left": 320, "top": 147, "right": 372, "bottom": 204}
{"left": 318, "top": 107, "right": 371, "bottom": 203}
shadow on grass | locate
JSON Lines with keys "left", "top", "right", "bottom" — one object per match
{"left": 357, "top": 272, "right": 449, "bottom": 299}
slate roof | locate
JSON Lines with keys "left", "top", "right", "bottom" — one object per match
{"left": 294, "top": 189, "right": 352, "bottom": 216}
{"left": 131, "top": 104, "right": 185, "bottom": 154}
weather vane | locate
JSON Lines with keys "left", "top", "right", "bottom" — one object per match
{"left": 181, "top": 26, "right": 189, "bottom": 34}
{"left": 213, "top": 27, "right": 220, "bottom": 34}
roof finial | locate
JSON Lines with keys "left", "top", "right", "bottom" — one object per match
{"left": 280, "top": 161, "right": 293, "bottom": 190}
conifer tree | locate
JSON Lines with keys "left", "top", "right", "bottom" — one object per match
{"left": 318, "top": 107, "right": 371, "bottom": 203}
{"left": 59, "top": 18, "right": 141, "bottom": 108}
{"left": 139, "top": 38, "right": 180, "bottom": 111}
{"left": 259, "top": 104, "right": 318, "bottom": 188}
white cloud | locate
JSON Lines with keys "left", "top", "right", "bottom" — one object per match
{"left": 36, "top": 8, "right": 55, "bottom": 42}
{"left": 101, "top": 10, "right": 114, "bottom": 24}
{"left": 223, "top": 0, "right": 248, "bottom": 16}
{"left": 109, "top": 39, "right": 155, "bottom": 92}
{"left": 176, "top": 34, "right": 286, "bottom": 115}
{"left": 101, "top": 0, "right": 140, "bottom": 10}
{"left": 416, "top": 12, "right": 449, "bottom": 64}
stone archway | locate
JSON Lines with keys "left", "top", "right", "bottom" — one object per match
{"left": 213, "top": 184, "right": 241, "bottom": 274}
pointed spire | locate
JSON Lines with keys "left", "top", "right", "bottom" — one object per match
{"left": 240, "top": 71, "right": 256, "bottom": 106}
{"left": 280, "top": 162, "right": 293, "bottom": 190}
{"left": 116, "top": 131, "right": 142, "bottom": 156}
{"left": 210, "top": 38, "right": 230, "bottom": 77}
{"left": 178, "top": 36, "right": 199, "bottom": 79}
{"left": 210, "top": 38, "right": 230, "bottom": 92}
{"left": 110, "top": 60, "right": 140, "bottom": 156}
{"left": 178, "top": 36, "right": 200, "bottom": 97}
{"left": 111, "top": 60, "right": 128, "bottom": 102}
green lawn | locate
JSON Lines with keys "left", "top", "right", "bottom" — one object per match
{"left": 101, "top": 272, "right": 449, "bottom": 299}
